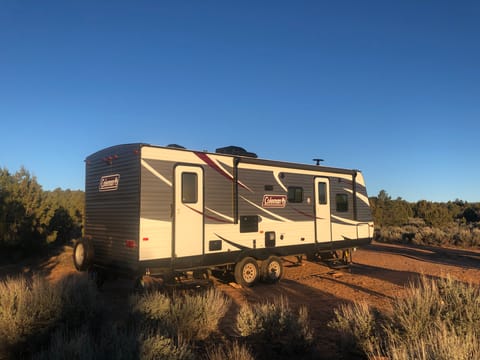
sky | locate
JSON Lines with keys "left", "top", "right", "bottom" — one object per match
{"left": 1, "top": 1, "right": 479, "bottom": 202}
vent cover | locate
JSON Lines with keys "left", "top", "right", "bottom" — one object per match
{"left": 215, "top": 146, "right": 257, "bottom": 158}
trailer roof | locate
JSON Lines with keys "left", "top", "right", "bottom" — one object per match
{"left": 87, "top": 143, "right": 360, "bottom": 175}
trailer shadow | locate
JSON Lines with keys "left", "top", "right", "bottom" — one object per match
{"left": 310, "top": 271, "right": 396, "bottom": 301}
{"left": 0, "top": 244, "right": 73, "bottom": 282}
{"left": 364, "top": 242, "right": 480, "bottom": 270}
{"left": 214, "top": 276, "right": 354, "bottom": 360}
{"left": 349, "top": 262, "right": 422, "bottom": 288}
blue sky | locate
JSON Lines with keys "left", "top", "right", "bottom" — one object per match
{"left": 1, "top": 1, "right": 479, "bottom": 202}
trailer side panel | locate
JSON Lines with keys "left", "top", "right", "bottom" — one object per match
{"left": 85, "top": 143, "right": 141, "bottom": 272}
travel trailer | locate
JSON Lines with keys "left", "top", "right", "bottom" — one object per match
{"left": 73, "top": 143, "right": 374, "bottom": 287}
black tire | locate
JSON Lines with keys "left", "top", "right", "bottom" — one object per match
{"left": 261, "top": 256, "right": 284, "bottom": 283}
{"left": 73, "top": 238, "right": 93, "bottom": 271}
{"left": 234, "top": 257, "right": 259, "bottom": 287}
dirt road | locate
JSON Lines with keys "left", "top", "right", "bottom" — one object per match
{"left": 212, "top": 242, "right": 480, "bottom": 358}
{"left": 3, "top": 241, "right": 480, "bottom": 358}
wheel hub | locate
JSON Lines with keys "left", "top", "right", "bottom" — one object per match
{"left": 243, "top": 263, "right": 257, "bottom": 283}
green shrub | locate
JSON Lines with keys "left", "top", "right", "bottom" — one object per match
{"left": 236, "top": 296, "right": 313, "bottom": 352}
{"left": 131, "top": 288, "right": 231, "bottom": 342}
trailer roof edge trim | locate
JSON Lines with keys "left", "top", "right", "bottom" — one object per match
{"left": 86, "top": 143, "right": 359, "bottom": 175}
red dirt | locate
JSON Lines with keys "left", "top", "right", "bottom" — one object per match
{"left": 2, "top": 241, "right": 480, "bottom": 359}
{"left": 212, "top": 242, "right": 480, "bottom": 358}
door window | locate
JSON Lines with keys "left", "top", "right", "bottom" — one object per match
{"left": 317, "top": 182, "right": 327, "bottom": 204}
{"left": 182, "top": 172, "right": 198, "bottom": 203}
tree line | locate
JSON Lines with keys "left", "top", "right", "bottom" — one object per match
{"left": 0, "top": 167, "right": 83, "bottom": 256}
{"left": 2, "top": 166, "right": 479, "bottom": 257}
{"left": 370, "top": 189, "right": 480, "bottom": 227}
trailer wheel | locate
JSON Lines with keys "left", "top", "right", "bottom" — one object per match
{"left": 73, "top": 238, "right": 93, "bottom": 271}
{"left": 234, "top": 257, "right": 259, "bottom": 287}
{"left": 261, "top": 256, "right": 284, "bottom": 283}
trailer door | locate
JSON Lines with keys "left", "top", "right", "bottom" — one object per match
{"left": 314, "top": 177, "right": 332, "bottom": 243}
{"left": 174, "top": 165, "right": 204, "bottom": 258}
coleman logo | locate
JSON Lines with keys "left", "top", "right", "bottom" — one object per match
{"left": 262, "top": 195, "right": 287, "bottom": 208}
{"left": 99, "top": 174, "right": 120, "bottom": 192}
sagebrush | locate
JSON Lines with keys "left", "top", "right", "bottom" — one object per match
{"left": 329, "top": 275, "right": 480, "bottom": 360}
{"left": 0, "top": 275, "right": 61, "bottom": 354}
{"left": 131, "top": 287, "right": 231, "bottom": 342}
{"left": 206, "top": 341, "right": 254, "bottom": 360}
{"left": 376, "top": 223, "right": 480, "bottom": 248}
{"left": 237, "top": 295, "right": 314, "bottom": 355}
{"left": 0, "top": 273, "right": 100, "bottom": 359}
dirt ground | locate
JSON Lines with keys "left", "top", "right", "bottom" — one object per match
{"left": 2, "top": 241, "right": 480, "bottom": 359}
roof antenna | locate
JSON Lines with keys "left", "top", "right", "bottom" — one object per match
{"left": 313, "top": 158, "right": 324, "bottom": 166}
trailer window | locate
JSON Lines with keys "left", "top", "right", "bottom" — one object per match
{"left": 287, "top": 186, "right": 303, "bottom": 203}
{"left": 317, "top": 182, "right": 327, "bottom": 204}
{"left": 182, "top": 173, "right": 198, "bottom": 203}
{"left": 336, "top": 194, "right": 348, "bottom": 212}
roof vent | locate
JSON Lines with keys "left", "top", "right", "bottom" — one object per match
{"left": 167, "top": 144, "right": 186, "bottom": 149}
{"left": 216, "top": 146, "right": 257, "bottom": 158}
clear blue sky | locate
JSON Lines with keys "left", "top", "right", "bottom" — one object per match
{"left": 1, "top": 1, "right": 479, "bottom": 202}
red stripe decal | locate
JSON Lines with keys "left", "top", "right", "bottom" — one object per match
{"left": 194, "top": 152, "right": 233, "bottom": 181}
{"left": 194, "top": 152, "right": 252, "bottom": 192}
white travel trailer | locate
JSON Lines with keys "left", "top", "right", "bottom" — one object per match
{"left": 73, "top": 143, "right": 374, "bottom": 287}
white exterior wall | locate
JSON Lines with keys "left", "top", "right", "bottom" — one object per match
{"left": 137, "top": 145, "right": 373, "bottom": 262}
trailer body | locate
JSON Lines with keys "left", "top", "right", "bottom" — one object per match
{"left": 79, "top": 143, "right": 374, "bottom": 282}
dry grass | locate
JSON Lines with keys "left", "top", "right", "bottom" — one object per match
{"left": 0, "top": 275, "right": 61, "bottom": 355}
{"left": 329, "top": 275, "right": 480, "bottom": 360}
{"left": 328, "top": 301, "right": 378, "bottom": 356}
{"left": 236, "top": 295, "right": 314, "bottom": 356}
{"left": 131, "top": 288, "right": 231, "bottom": 342}
{"left": 0, "top": 270, "right": 349, "bottom": 359}
{"left": 206, "top": 341, "right": 254, "bottom": 360}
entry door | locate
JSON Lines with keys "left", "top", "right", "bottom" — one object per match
{"left": 174, "top": 165, "right": 204, "bottom": 258}
{"left": 314, "top": 177, "right": 332, "bottom": 243}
